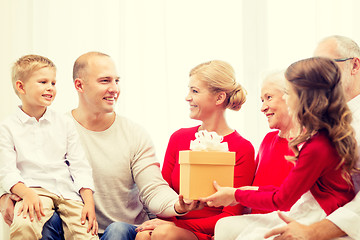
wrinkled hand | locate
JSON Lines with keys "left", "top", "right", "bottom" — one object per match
{"left": 81, "top": 203, "right": 98, "bottom": 235}
{"left": 174, "top": 195, "right": 204, "bottom": 214}
{"left": 135, "top": 218, "right": 174, "bottom": 232}
{"left": 200, "top": 181, "right": 237, "bottom": 207}
{"left": 264, "top": 211, "right": 311, "bottom": 240}
{"left": 18, "top": 189, "right": 45, "bottom": 221}
{"left": 0, "top": 193, "right": 21, "bottom": 226}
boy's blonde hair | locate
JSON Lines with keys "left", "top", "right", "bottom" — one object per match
{"left": 11, "top": 54, "right": 56, "bottom": 96}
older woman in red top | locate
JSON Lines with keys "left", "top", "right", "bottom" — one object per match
{"left": 202, "top": 57, "right": 358, "bottom": 240}
{"left": 250, "top": 71, "right": 296, "bottom": 214}
{"left": 135, "top": 60, "right": 256, "bottom": 240}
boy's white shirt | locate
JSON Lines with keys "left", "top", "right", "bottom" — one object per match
{"left": 0, "top": 106, "right": 95, "bottom": 201}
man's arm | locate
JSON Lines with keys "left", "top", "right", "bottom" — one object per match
{"left": 131, "top": 126, "right": 181, "bottom": 217}
{"left": 0, "top": 193, "right": 21, "bottom": 226}
{"left": 265, "top": 182, "right": 360, "bottom": 240}
{"left": 307, "top": 219, "right": 346, "bottom": 240}
{"left": 264, "top": 211, "right": 346, "bottom": 240}
{"left": 325, "top": 190, "right": 360, "bottom": 239}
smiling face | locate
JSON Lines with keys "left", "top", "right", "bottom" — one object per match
{"left": 80, "top": 55, "right": 120, "bottom": 114}
{"left": 185, "top": 74, "right": 218, "bottom": 121}
{"left": 260, "top": 80, "right": 292, "bottom": 131}
{"left": 18, "top": 67, "right": 56, "bottom": 117}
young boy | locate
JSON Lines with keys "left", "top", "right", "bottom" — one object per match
{"left": 0, "top": 55, "right": 99, "bottom": 239}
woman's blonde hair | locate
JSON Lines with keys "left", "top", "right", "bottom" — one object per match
{"left": 189, "top": 60, "right": 246, "bottom": 111}
{"left": 285, "top": 57, "right": 358, "bottom": 183}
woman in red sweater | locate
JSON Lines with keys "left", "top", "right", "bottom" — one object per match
{"left": 251, "top": 71, "right": 296, "bottom": 214}
{"left": 135, "top": 60, "right": 256, "bottom": 240}
{"left": 202, "top": 57, "right": 358, "bottom": 240}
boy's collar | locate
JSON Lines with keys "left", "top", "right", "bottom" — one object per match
{"left": 16, "top": 106, "right": 52, "bottom": 123}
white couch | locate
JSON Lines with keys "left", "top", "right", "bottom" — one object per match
{"left": 0, "top": 218, "right": 10, "bottom": 240}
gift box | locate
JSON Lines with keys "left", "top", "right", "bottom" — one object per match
{"left": 179, "top": 150, "right": 235, "bottom": 200}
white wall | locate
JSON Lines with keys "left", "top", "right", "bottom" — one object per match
{"left": 2, "top": 0, "right": 360, "bottom": 238}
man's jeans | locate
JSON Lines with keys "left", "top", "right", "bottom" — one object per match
{"left": 42, "top": 212, "right": 138, "bottom": 240}
{"left": 41, "top": 212, "right": 64, "bottom": 240}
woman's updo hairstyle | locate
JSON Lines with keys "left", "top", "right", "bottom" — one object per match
{"left": 189, "top": 60, "right": 246, "bottom": 111}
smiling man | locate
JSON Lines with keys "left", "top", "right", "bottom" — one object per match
{"left": 0, "top": 52, "right": 201, "bottom": 240}
{"left": 69, "top": 52, "right": 198, "bottom": 239}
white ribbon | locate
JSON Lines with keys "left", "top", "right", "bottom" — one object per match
{"left": 190, "top": 130, "right": 229, "bottom": 152}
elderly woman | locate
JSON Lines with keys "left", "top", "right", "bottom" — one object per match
{"left": 250, "top": 71, "right": 296, "bottom": 214}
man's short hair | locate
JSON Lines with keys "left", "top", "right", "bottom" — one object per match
{"left": 72, "top": 52, "right": 110, "bottom": 81}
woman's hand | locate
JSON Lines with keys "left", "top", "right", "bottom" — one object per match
{"left": 200, "top": 181, "right": 237, "bottom": 207}
{"left": 135, "top": 218, "right": 175, "bottom": 232}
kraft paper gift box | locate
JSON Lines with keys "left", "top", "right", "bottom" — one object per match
{"left": 179, "top": 150, "right": 235, "bottom": 200}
